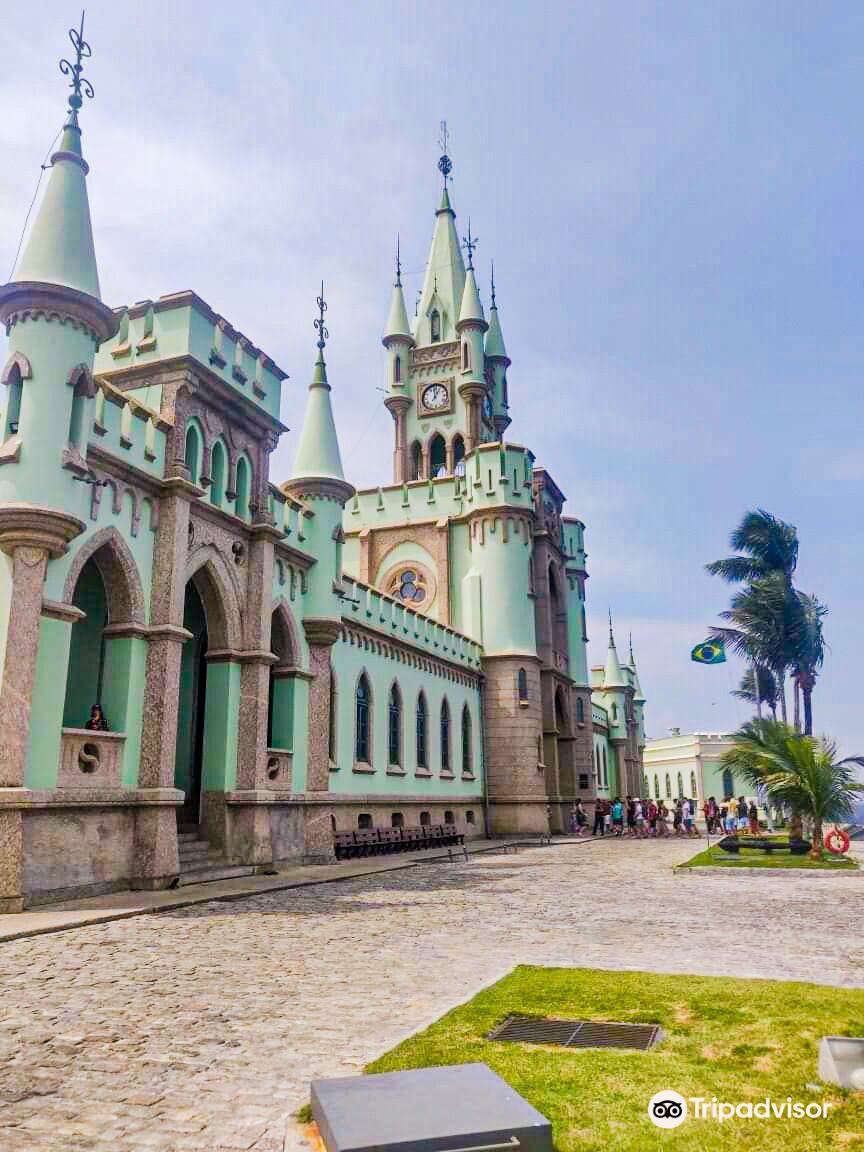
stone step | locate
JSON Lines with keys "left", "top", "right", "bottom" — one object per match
{"left": 177, "top": 831, "right": 202, "bottom": 843}
{"left": 177, "top": 863, "right": 256, "bottom": 887}
{"left": 178, "top": 842, "right": 211, "bottom": 864}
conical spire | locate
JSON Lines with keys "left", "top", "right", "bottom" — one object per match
{"left": 629, "top": 634, "right": 646, "bottom": 703}
{"left": 12, "top": 15, "right": 101, "bottom": 300}
{"left": 413, "top": 153, "right": 466, "bottom": 343}
{"left": 484, "top": 264, "right": 507, "bottom": 358}
{"left": 383, "top": 235, "right": 412, "bottom": 344}
{"left": 604, "top": 611, "right": 627, "bottom": 688}
{"left": 291, "top": 285, "right": 347, "bottom": 485}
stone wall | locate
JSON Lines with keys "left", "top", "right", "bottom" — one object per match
{"left": 482, "top": 654, "right": 548, "bottom": 835}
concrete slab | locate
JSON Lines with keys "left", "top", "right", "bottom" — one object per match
{"left": 311, "top": 1063, "right": 553, "bottom": 1152}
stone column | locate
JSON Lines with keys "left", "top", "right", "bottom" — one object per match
{"left": 0, "top": 505, "right": 84, "bottom": 912}
{"left": 230, "top": 522, "right": 280, "bottom": 867}
{"left": 385, "top": 396, "right": 411, "bottom": 485}
{"left": 302, "top": 618, "right": 340, "bottom": 862}
{"left": 133, "top": 479, "right": 198, "bottom": 890}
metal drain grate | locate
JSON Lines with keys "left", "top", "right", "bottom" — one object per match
{"left": 487, "top": 1015, "right": 663, "bottom": 1051}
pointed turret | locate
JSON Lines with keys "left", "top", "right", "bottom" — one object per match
{"left": 485, "top": 266, "right": 508, "bottom": 359}
{"left": 383, "top": 237, "right": 413, "bottom": 345}
{"left": 629, "top": 634, "right": 646, "bottom": 703}
{"left": 458, "top": 264, "right": 485, "bottom": 326}
{"left": 414, "top": 175, "right": 466, "bottom": 345}
{"left": 290, "top": 285, "right": 352, "bottom": 495}
{"left": 485, "top": 263, "right": 511, "bottom": 438}
{"left": 603, "top": 613, "right": 627, "bottom": 689}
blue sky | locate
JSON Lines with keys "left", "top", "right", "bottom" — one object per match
{"left": 2, "top": 1, "right": 861, "bottom": 750}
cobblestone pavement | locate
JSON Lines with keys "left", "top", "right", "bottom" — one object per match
{"left": 1, "top": 837, "right": 863, "bottom": 1151}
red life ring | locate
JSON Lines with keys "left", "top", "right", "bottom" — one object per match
{"left": 824, "top": 827, "right": 850, "bottom": 855}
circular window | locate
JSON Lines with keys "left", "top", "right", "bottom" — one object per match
{"left": 381, "top": 560, "right": 437, "bottom": 614}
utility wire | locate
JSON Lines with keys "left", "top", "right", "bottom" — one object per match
{"left": 7, "top": 128, "right": 61, "bottom": 282}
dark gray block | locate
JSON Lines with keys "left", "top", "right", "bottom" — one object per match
{"left": 311, "top": 1062, "right": 553, "bottom": 1152}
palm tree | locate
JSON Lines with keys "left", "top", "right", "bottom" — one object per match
{"left": 707, "top": 510, "right": 800, "bottom": 723}
{"left": 706, "top": 509, "right": 798, "bottom": 585}
{"left": 710, "top": 573, "right": 799, "bottom": 723}
{"left": 721, "top": 719, "right": 864, "bottom": 857}
{"left": 791, "top": 592, "right": 827, "bottom": 737}
{"left": 733, "top": 666, "right": 778, "bottom": 720}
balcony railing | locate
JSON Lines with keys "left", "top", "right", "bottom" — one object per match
{"left": 59, "top": 729, "right": 126, "bottom": 788}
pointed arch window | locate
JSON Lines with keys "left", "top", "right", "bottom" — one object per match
{"left": 355, "top": 674, "right": 371, "bottom": 764}
{"left": 409, "top": 440, "right": 422, "bottom": 481}
{"left": 722, "top": 767, "right": 734, "bottom": 800}
{"left": 430, "top": 310, "right": 441, "bottom": 343}
{"left": 416, "top": 693, "right": 428, "bottom": 770}
{"left": 576, "top": 696, "right": 585, "bottom": 724}
{"left": 430, "top": 433, "right": 446, "bottom": 478}
{"left": 440, "top": 699, "right": 451, "bottom": 773}
{"left": 235, "top": 455, "right": 252, "bottom": 521}
{"left": 665, "top": 773, "right": 672, "bottom": 799}
{"left": 184, "top": 420, "right": 203, "bottom": 486}
{"left": 394, "top": 355, "right": 401, "bottom": 384}
{"left": 461, "top": 705, "right": 473, "bottom": 775}
{"left": 388, "top": 683, "right": 402, "bottom": 767}
{"left": 690, "top": 770, "right": 698, "bottom": 799}
{"left": 462, "top": 341, "right": 470, "bottom": 370}
{"left": 517, "top": 667, "right": 528, "bottom": 704}
{"left": 210, "top": 440, "right": 227, "bottom": 506}
{"left": 452, "top": 434, "right": 465, "bottom": 476}
{"left": 654, "top": 774, "right": 660, "bottom": 799}
{"left": 677, "top": 771, "right": 684, "bottom": 798}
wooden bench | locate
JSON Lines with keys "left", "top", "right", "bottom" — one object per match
{"left": 717, "top": 835, "right": 811, "bottom": 857}
{"left": 333, "top": 823, "right": 466, "bottom": 860}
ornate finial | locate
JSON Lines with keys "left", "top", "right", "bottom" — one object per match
{"left": 395, "top": 234, "right": 402, "bottom": 287}
{"left": 437, "top": 120, "right": 452, "bottom": 187}
{"left": 59, "top": 11, "right": 94, "bottom": 115}
{"left": 462, "top": 220, "right": 478, "bottom": 271}
{"left": 490, "top": 260, "right": 497, "bottom": 307}
{"left": 629, "top": 632, "right": 635, "bottom": 663}
{"left": 608, "top": 609, "right": 615, "bottom": 645}
{"left": 314, "top": 281, "right": 328, "bottom": 352}
{"left": 415, "top": 289, "right": 421, "bottom": 317}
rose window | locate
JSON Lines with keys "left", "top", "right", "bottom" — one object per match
{"left": 392, "top": 568, "right": 427, "bottom": 604}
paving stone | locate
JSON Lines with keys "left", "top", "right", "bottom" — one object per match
{"left": 0, "top": 839, "right": 862, "bottom": 1152}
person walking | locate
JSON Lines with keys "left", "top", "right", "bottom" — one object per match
{"left": 611, "top": 796, "right": 624, "bottom": 836}
{"left": 737, "top": 796, "right": 749, "bottom": 834}
{"left": 572, "top": 799, "right": 587, "bottom": 837}
{"left": 592, "top": 798, "right": 607, "bottom": 837}
{"left": 672, "top": 799, "right": 684, "bottom": 836}
{"left": 748, "top": 799, "right": 759, "bottom": 836}
{"left": 626, "top": 796, "right": 636, "bottom": 837}
{"left": 647, "top": 798, "right": 658, "bottom": 837}
{"left": 657, "top": 801, "right": 669, "bottom": 837}
{"left": 634, "top": 797, "right": 645, "bottom": 838}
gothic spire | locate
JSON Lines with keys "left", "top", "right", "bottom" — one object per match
{"left": 485, "top": 262, "right": 508, "bottom": 359}
{"left": 383, "top": 235, "right": 412, "bottom": 345}
{"left": 414, "top": 135, "right": 466, "bottom": 344}
{"left": 291, "top": 284, "right": 348, "bottom": 486}
{"left": 11, "top": 14, "right": 102, "bottom": 300}
{"left": 604, "top": 610, "right": 627, "bottom": 688}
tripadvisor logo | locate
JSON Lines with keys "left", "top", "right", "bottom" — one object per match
{"left": 648, "top": 1089, "right": 832, "bottom": 1127}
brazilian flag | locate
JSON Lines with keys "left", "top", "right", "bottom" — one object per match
{"left": 691, "top": 640, "right": 726, "bottom": 665}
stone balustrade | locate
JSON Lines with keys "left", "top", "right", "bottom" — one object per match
{"left": 264, "top": 748, "right": 293, "bottom": 790}
{"left": 58, "top": 729, "right": 126, "bottom": 788}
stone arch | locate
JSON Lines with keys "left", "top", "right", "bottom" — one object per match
{"left": 1, "top": 350, "right": 32, "bottom": 385}
{"left": 186, "top": 545, "right": 242, "bottom": 651}
{"left": 63, "top": 526, "right": 146, "bottom": 626}
{"left": 67, "top": 363, "right": 96, "bottom": 399}
{"left": 271, "top": 597, "right": 301, "bottom": 670}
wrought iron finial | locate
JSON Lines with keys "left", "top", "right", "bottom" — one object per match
{"left": 437, "top": 119, "right": 452, "bottom": 187}
{"left": 462, "top": 219, "right": 478, "bottom": 271}
{"left": 59, "top": 11, "right": 94, "bottom": 114}
{"left": 314, "top": 281, "right": 329, "bottom": 352}
{"left": 608, "top": 609, "right": 615, "bottom": 645}
{"left": 415, "top": 289, "right": 421, "bottom": 317}
{"left": 629, "top": 632, "right": 635, "bottom": 664}
{"left": 490, "top": 260, "right": 497, "bottom": 308}
{"left": 395, "top": 234, "right": 402, "bottom": 287}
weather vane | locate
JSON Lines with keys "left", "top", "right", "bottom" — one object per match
{"left": 490, "top": 260, "right": 497, "bottom": 307}
{"left": 415, "top": 289, "right": 421, "bottom": 317}
{"left": 437, "top": 119, "right": 452, "bottom": 187}
{"left": 395, "top": 234, "right": 402, "bottom": 287}
{"left": 462, "top": 220, "right": 478, "bottom": 271}
{"left": 59, "top": 11, "right": 94, "bottom": 113}
{"left": 314, "top": 281, "right": 328, "bottom": 351}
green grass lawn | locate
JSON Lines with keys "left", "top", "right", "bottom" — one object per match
{"left": 365, "top": 966, "right": 864, "bottom": 1151}
{"left": 679, "top": 843, "right": 859, "bottom": 870}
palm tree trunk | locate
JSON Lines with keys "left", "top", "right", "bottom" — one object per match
{"left": 776, "top": 667, "right": 787, "bottom": 724}
{"left": 810, "top": 817, "right": 823, "bottom": 858}
{"left": 803, "top": 685, "right": 813, "bottom": 736}
{"left": 793, "top": 678, "right": 801, "bottom": 733}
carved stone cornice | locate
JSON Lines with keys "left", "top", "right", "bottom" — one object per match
{"left": 0, "top": 282, "right": 118, "bottom": 344}
{"left": 0, "top": 504, "right": 85, "bottom": 558}
{"left": 282, "top": 476, "right": 355, "bottom": 505}
{"left": 303, "top": 618, "right": 342, "bottom": 648}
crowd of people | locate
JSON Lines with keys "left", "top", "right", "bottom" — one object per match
{"left": 567, "top": 795, "right": 762, "bottom": 838}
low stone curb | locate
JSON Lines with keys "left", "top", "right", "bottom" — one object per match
{"left": 0, "top": 835, "right": 599, "bottom": 944}
{"left": 675, "top": 864, "right": 862, "bottom": 878}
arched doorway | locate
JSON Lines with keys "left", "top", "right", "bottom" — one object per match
{"left": 175, "top": 580, "right": 208, "bottom": 827}
{"left": 63, "top": 557, "right": 109, "bottom": 728}
{"left": 268, "top": 605, "right": 297, "bottom": 752}
{"left": 429, "top": 434, "right": 447, "bottom": 478}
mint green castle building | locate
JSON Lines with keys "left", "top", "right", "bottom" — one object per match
{"left": 0, "top": 30, "right": 646, "bottom": 910}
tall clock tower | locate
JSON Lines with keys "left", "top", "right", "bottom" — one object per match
{"left": 382, "top": 150, "right": 508, "bottom": 484}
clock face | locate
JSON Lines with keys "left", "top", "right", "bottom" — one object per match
{"left": 422, "top": 383, "right": 449, "bottom": 411}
